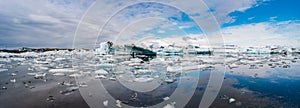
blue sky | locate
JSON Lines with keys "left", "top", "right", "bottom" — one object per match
{"left": 0, "top": 0, "right": 299, "bottom": 48}
{"left": 224, "top": 0, "right": 300, "bottom": 27}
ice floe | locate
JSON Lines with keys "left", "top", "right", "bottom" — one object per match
{"left": 103, "top": 100, "right": 108, "bottom": 107}
{"left": 49, "top": 68, "right": 76, "bottom": 73}
{"left": 0, "top": 69, "right": 8, "bottom": 72}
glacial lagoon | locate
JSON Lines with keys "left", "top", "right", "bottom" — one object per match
{"left": 0, "top": 51, "right": 300, "bottom": 108}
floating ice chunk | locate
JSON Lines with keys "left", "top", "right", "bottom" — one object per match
{"left": 167, "top": 66, "right": 179, "bottom": 73}
{"left": 52, "top": 73, "right": 65, "bottom": 76}
{"left": 0, "top": 69, "right": 8, "bottom": 72}
{"left": 34, "top": 60, "right": 49, "bottom": 64}
{"left": 116, "top": 100, "right": 122, "bottom": 107}
{"left": 103, "top": 100, "right": 108, "bottom": 107}
{"left": 164, "top": 79, "right": 174, "bottom": 83}
{"left": 69, "top": 73, "right": 82, "bottom": 78}
{"left": 95, "top": 75, "right": 106, "bottom": 79}
{"left": 96, "top": 64, "right": 115, "bottom": 68}
{"left": 228, "top": 64, "right": 239, "bottom": 69}
{"left": 79, "top": 83, "right": 88, "bottom": 88}
{"left": 137, "top": 69, "right": 152, "bottom": 73}
{"left": 119, "top": 61, "right": 132, "bottom": 65}
{"left": 10, "top": 73, "right": 17, "bottom": 76}
{"left": 128, "top": 63, "right": 141, "bottom": 66}
{"left": 0, "top": 58, "right": 11, "bottom": 63}
{"left": 163, "top": 103, "right": 175, "bottom": 108}
{"left": 10, "top": 58, "right": 26, "bottom": 61}
{"left": 60, "top": 86, "right": 79, "bottom": 95}
{"left": 113, "top": 71, "right": 125, "bottom": 74}
{"left": 95, "top": 69, "right": 108, "bottom": 75}
{"left": 39, "top": 67, "right": 49, "bottom": 70}
{"left": 10, "top": 79, "right": 16, "bottom": 83}
{"left": 229, "top": 98, "right": 236, "bottom": 103}
{"left": 167, "top": 65, "right": 207, "bottom": 73}
{"left": 34, "top": 73, "right": 46, "bottom": 79}
{"left": 28, "top": 67, "right": 34, "bottom": 71}
{"left": 163, "top": 97, "right": 170, "bottom": 101}
{"left": 49, "top": 68, "right": 76, "bottom": 73}
{"left": 59, "top": 82, "right": 74, "bottom": 86}
{"left": 130, "top": 92, "right": 138, "bottom": 100}
{"left": 109, "top": 77, "right": 117, "bottom": 81}
{"left": 46, "top": 96, "right": 55, "bottom": 102}
{"left": 130, "top": 58, "right": 143, "bottom": 63}
{"left": 2, "top": 86, "right": 7, "bottom": 90}
{"left": 27, "top": 72, "right": 37, "bottom": 76}
{"left": 54, "top": 57, "right": 66, "bottom": 61}
{"left": 0, "top": 52, "right": 11, "bottom": 58}
{"left": 134, "top": 77, "right": 154, "bottom": 83}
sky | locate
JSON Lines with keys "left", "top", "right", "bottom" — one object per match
{"left": 0, "top": 0, "right": 299, "bottom": 49}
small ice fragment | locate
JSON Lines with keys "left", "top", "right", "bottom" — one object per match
{"left": 95, "top": 69, "right": 108, "bottom": 75}
{"left": 10, "top": 79, "right": 16, "bottom": 83}
{"left": 103, "top": 100, "right": 108, "bottom": 107}
{"left": 34, "top": 73, "right": 46, "bottom": 79}
{"left": 49, "top": 68, "right": 76, "bottom": 73}
{"left": 134, "top": 77, "right": 154, "bottom": 82}
{"left": 130, "top": 92, "right": 138, "bottom": 100}
{"left": 116, "top": 100, "right": 122, "bottom": 107}
{"left": 79, "top": 83, "right": 88, "bottom": 88}
{"left": 59, "top": 81, "right": 74, "bottom": 86}
{"left": 28, "top": 67, "right": 34, "bottom": 71}
{"left": 229, "top": 98, "right": 236, "bottom": 103}
{"left": 95, "top": 75, "right": 106, "bottom": 79}
{"left": 163, "top": 104, "right": 175, "bottom": 108}
{"left": 69, "top": 73, "right": 82, "bottom": 78}
{"left": 0, "top": 69, "right": 8, "bottom": 73}
{"left": 163, "top": 97, "right": 170, "bottom": 101}
{"left": 164, "top": 79, "right": 174, "bottom": 83}
{"left": 171, "top": 101, "right": 176, "bottom": 105}
{"left": 54, "top": 57, "right": 66, "bottom": 61}
{"left": 2, "top": 86, "right": 7, "bottom": 90}
{"left": 27, "top": 72, "right": 37, "bottom": 76}
{"left": 52, "top": 73, "right": 65, "bottom": 76}
{"left": 46, "top": 96, "right": 55, "bottom": 102}
{"left": 59, "top": 86, "right": 79, "bottom": 95}
{"left": 10, "top": 73, "right": 17, "bottom": 76}
{"left": 96, "top": 64, "right": 115, "bottom": 69}
{"left": 109, "top": 77, "right": 117, "bottom": 81}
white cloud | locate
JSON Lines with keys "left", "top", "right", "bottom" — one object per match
{"left": 221, "top": 21, "right": 300, "bottom": 47}
{"left": 203, "top": 0, "right": 258, "bottom": 24}
{"left": 28, "top": 14, "right": 61, "bottom": 24}
{"left": 0, "top": 0, "right": 94, "bottom": 48}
